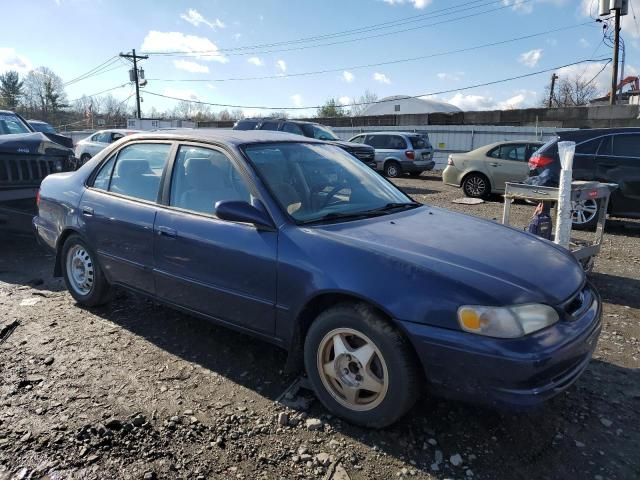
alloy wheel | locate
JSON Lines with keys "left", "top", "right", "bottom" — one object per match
{"left": 316, "top": 328, "right": 389, "bottom": 411}
{"left": 571, "top": 198, "right": 598, "bottom": 225}
{"left": 66, "top": 245, "right": 95, "bottom": 296}
{"left": 464, "top": 175, "right": 487, "bottom": 197}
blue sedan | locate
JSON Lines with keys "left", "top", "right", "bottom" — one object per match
{"left": 34, "top": 130, "right": 602, "bottom": 428}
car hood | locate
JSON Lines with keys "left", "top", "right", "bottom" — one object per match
{"left": 0, "top": 132, "right": 73, "bottom": 156}
{"left": 312, "top": 206, "right": 584, "bottom": 306}
{"left": 326, "top": 140, "right": 374, "bottom": 150}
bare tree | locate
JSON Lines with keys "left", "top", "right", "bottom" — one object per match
{"left": 230, "top": 109, "right": 245, "bottom": 120}
{"left": 542, "top": 74, "right": 599, "bottom": 107}
{"left": 349, "top": 90, "right": 379, "bottom": 116}
{"left": 22, "top": 67, "right": 67, "bottom": 121}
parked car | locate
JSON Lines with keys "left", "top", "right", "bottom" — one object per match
{"left": 0, "top": 110, "right": 75, "bottom": 233}
{"left": 74, "top": 129, "right": 140, "bottom": 164}
{"left": 232, "top": 118, "right": 376, "bottom": 168}
{"left": 348, "top": 132, "right": 435, "bottom": 178}
{"left": 528, "top": 127, "right": 640, "bottom": 229}
{"left": 442, "top": 141, "right": 544, "bottom": 197}
{"left": 34, "top": 130, "right": 601, "bottom": 428}
{"left": 27, "top": 119, "right": 74, "bottom": 149}
{"left": 27, "top": 119, "right": 57, "bottom": 134}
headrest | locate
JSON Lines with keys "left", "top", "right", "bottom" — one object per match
{"left": 117, "top": 159, "right": 150, "bottom": 177}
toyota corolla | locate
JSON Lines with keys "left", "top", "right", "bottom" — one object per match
{"left": 33, "top": 130, "right": 602, "bottom": 428}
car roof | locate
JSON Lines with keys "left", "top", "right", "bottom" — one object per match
{"left": 241, "top": 118, "right": 321, "bottom": 126}
{"left": 356, "top": 131, "right": 429, "bottom": 136}
{"left": 27, "top": 119, "right": 50, "bottom": 125}
{"left": 125, "top": 128, "right": 325, "bottom": 146}
{"left": 557, "top": 127, "right": 640, "bottom": 140}
{"left": 0, "top": 110, "right": 19, "bottom": 115}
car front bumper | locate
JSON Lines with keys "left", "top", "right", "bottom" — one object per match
{"left": 400, "top": 285, "right": 602, "bottom": 408}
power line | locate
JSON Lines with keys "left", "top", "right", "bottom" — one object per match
{"left": 147, "top": 22, "right": 593, "bottom": 84}
{"left": 144, "top": 0, "right": 536, "bottom": 58}
{"left": 67, "top": 83, "right": 129, "bottom": 104}
{"left": 583, "top": 59, "right": 612, "bottom": 88}
{"left": 143, "top": 58, "right": 610, "bottom": 111}
{"left": 63, "top": 56, "right": 119, "bottom": 86}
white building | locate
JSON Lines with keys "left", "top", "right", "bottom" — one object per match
{"left": 360, "top": 95, "right": 461, "bottom": 116}
{"left": 126, "top": 118, "right": 196, "bottom": 130}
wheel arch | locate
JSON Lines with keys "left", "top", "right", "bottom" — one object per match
{"left": 461, "top": 170, "right": 492, "bottom": 192}
{"left": 284, "top": 291, "right": 418, "bottom": 375}
{"left": 53, "top": 227, "right": 83, "bottom": 277}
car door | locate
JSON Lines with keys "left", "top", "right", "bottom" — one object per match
{"left": 79, "top": 141, "right": 173, "bottom": 294}
{"left": 487, "top": 143, "right": 529, "bottom": 191}
{"left": 595, "top": 133, "right": 640, "bottom": 215}
{"left": 364, "top": 134, "right": 391, "bottom": 167}
{"left": 153, "top": 143, "right": 277, "bottom": 335}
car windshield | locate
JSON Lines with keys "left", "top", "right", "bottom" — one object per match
{"left": 0, "top": 113, "right": 31, "bottom": 135}
{"left": 302, "top": 124, "right": 339, "bottom": 141}
{"left": 30, "top": 122, "right": 56, "bottom": 133}
{"left": 243, "top": 142, "right": 418, "bottom": 224}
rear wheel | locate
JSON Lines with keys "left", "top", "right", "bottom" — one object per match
{"left": 571, "top": 198, "right": 600, "bottom": 230}
{"left": 462, "top": 172, "right": 490, "bottom": 198}
{"left": 61, "top": 234, "right": 112, "bottom": 306}
{"left": 384, "top": 161, "right": 401, "bottom": 178}
{"left": 304, "top": 303, "right": 421, "bottom": 428}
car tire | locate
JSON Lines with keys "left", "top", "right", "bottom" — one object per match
{"left": 61, "top": 234, "right": 112, "bottom": 307}
{"left": 80, "top": 153, "right": 91, "bottom": 165}
{"left": 304, "top": 302, "right": 421, "bottom": 428}
{"left": 571, "top": 198, "right": 600, "bottom": 231}
{"left": 384, "top": 161, "right": 401, "bottom": 178}
{"left": 462, "top": 172, "right": 490, "bottom": 198}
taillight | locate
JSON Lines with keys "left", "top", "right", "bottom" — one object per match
{"left": 36, "top": 189, "right": 40, "bottom": 207}
{"left": 529, "top": 154, "right": 554, "bottom": 169}
{"left": 405, "top": 150, "right": 415, "bottom": 160}
{"left": 447, "top": 155, "right": 454, "bottom": 166}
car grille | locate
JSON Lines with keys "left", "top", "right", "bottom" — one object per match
{"left": 0, "top": 154, "right": 65, "bottom": 186}
{"left": 348, "top": 147, "right": 375, "bottom": 161}
{"left": 562, "top": 284, "right": 594, "bottom": 320}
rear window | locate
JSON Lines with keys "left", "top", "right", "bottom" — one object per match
{"left": 612, "top": 134, "right": 640, "bottom": 156}
{"left": 575, "top": 137, "right": 602, "bottom": 155}
{"left": 409, "top": 135, "right": 430, "bottom": 149}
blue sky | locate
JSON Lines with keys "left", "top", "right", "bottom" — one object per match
{"left": 1, "top": 0, "right": 638, "bottom": 117}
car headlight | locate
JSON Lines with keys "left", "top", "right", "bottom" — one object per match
{"left": 458, "top": 304, "right": 559, "bottom": 338}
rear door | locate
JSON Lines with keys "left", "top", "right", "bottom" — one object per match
{"left": 153, "top": 143, "right": 277, "bottom": 335}
{"left": 488, "top": 143, "right": 529, "bottom": 191}
{"left": 595, "top": 133, "right": 640, "bottom": 216}
{"left": 80, "top": 141, "right": 173, "bottom": 294}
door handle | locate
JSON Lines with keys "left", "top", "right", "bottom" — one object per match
{"left": 489, "top": 162, "right": 499, "bottom": 167}
{"left": 81, "top": 206, "right": 94, "bottom": 216}
{"left": 156, "top": 226, "right": 177, "bottom": 238}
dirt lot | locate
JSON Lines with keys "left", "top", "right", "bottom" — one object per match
{"left": 1, "top": 173, "right": 639, "bottom": 480}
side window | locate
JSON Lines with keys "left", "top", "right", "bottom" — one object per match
{"left": 111, "top": 133, "right": 124, "bottom": 143}
{"left": 282, "top": 122, "right": 304, "bottom": 136}
{"left": 487, "top": 146, "right": 502, "bottom": 159}
{"left": 92, "top": 156, "right": 117, "bottom": 191}
{"left": 95, "top": 132, "right": 111, "bottom": 143}
{"left": 389, "top": 136, "right": 407, "bottom": 150}
{"left": 598, "top": 136, "right": 612, "bottom": 155}
{"left": 350, "top": 135, "right": 365, "bottom": 144}
{"left": 260, "top": 121, "right": 280, "bottom": 131}
{"left": 170, "top": 145, "right": 251, "bottom": 216}
{"left": 575, "top": 138, "right": 602, "bottom": 155}
{"left": 366, "top": 135, "right": 390, "bottom": 149}
{"left": 612, "top": 134, "right": 640, "bottom": 157}
{"left": 500, "top": 144, "right": 526, "bottom": 161}
{"left": 108, "top": 143, "right": 171, "bottom": 202}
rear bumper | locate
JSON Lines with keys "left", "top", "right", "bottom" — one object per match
{"left": 403, "top": 160, "right": 435, "bottom": 173}
{"left": 442, "top": 166, "right": 462, "bottom": 187}
{"left": 401, "top": 286, "right": 602, "bottom": 408}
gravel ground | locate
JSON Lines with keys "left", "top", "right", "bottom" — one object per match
{"left": 1, "top": 172, "right": 639, "bottom": 480}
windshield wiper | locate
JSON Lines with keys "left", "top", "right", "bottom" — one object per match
{"left": 299, "top": 202, "right": 421, "bottom": 225}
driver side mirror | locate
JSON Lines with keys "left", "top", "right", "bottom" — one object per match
{"left": 215, "top": 200, "right": 275, "bottom": 231}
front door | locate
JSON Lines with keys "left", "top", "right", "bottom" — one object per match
{"left": 489, "top": 143, "right": 529, "bottom": 190}
{"left": 80, "top": 142, "right": 172, "bottom": 294}
{"left": 153, "top": 144, "right": 278, "bottom": 335}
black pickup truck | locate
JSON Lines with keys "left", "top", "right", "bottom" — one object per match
{"left": 0, "top": 110, "right": 76, "bottom": 233}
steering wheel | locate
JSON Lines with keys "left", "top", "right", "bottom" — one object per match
{"left": 319, "top": 184, "right": 347, "bottom": 209}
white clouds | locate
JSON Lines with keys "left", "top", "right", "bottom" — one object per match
{"left": 373, "top": 72, "right": 391, "bottom": 84}
{"left": 579, "top": 38, "right": 590, "bottom": 48}
{"left": 276, "top": 60, "right": 287, "bottom": 72}
{"left": 501, "top": 0, "right": 534, "bottom": 14}
{"left": 173, "top": 59, "right": 209, "bottom": 73}
{"left": 519, "top": 49, "right": 543, "bottom": 68}
{"left": 437, "top": 72, "right": 464, "bottom": 81}
{"left": 0, "top": 48, "right": 32, "bottom": 74}
{"left": 180, "top": 9, "right": 225, "bottom": 29}
{"left": 291, "top": 94, "right": 302, "bottom": 107}
{"left": 338, "top": 96, "right": 352, "bottom": 106}
{"left": 164, "top": 88, "right": 200, "bottom": 101}
{"left": 141, "top": 31, "right": 228, "bottom": 63}
{"left": 343, "top": 71, "right": 355, "bottom": 83}
{"left": 447, "top": 90, "right": 537, "bottom": 110}
{"left": 247, "top": 57, "right": 264, "bottom": 66}
{"left": 383, "top": 0, "right": 432, "bottom": 8}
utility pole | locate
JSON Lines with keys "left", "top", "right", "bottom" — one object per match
{"left": 548, "top": 73, "right": 559, "bottom": 108}
{"left": 120, "top": 49, "right": 148, "bottom": 119}
{"left": 610, "top": 8, "right": 621, "bottom": 105}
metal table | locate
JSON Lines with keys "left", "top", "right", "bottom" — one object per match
{"left": 502, "top": 181, "right": 618, "bottom": 271}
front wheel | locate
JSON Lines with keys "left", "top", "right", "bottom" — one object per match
{"left": 61, "top": 234, "right": 112, "bottom": 306}
{"left": 304, "top": 303, "right": 421, "bottom": 428}
{"left": 571, "top": 198, "right": 600, "bottom": 230}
